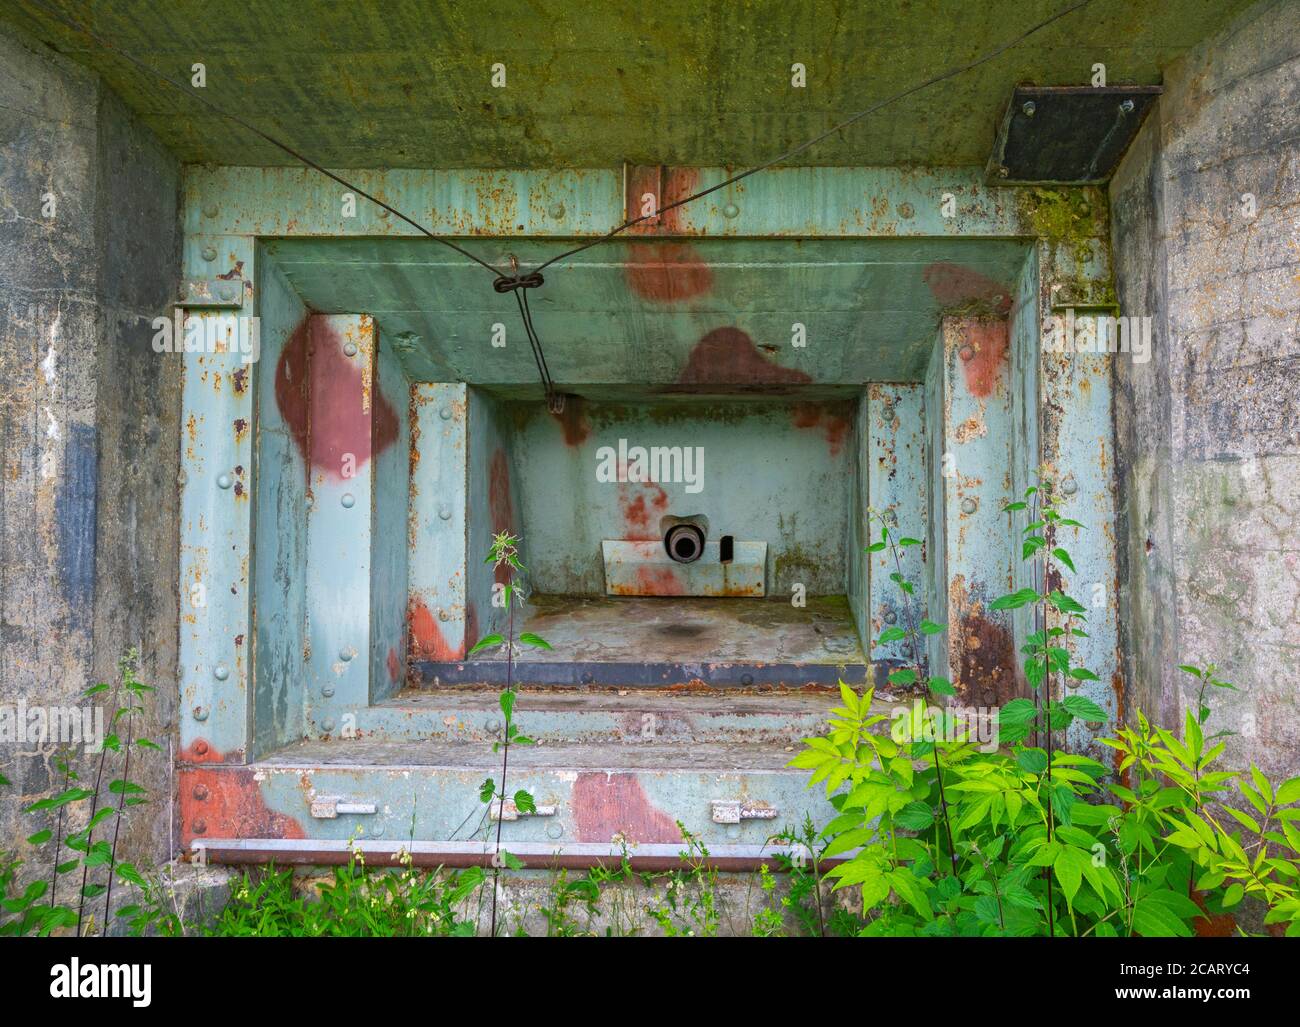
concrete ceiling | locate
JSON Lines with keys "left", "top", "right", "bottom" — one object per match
{"left": 264, "top": 236, "right": 1030, "bottom": 393}
{"left": 4, "top": 0, "right": 1252, "bottom": 169}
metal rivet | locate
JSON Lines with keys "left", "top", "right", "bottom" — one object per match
{"left": 902, "top": 645, "right": 913, "bottom": 658}
{"left": 217, "top": 282, "right": 238, "bottom": 302}
{"left": 959, "top": 345, "right": 975, "bottom": 362}
{"left": 341, "top": 493, "right": 356, "bottom": 508}
{"left": 194, "top": 741, "right": 209, "bottom": 756}
{"left": 200, "top": 246, "right": 217, "bottom": 262}
{"left": 193, "top": 785, "right": 209, "bottom": 801}
{"left": 1022, "top": 100, "right": 1036, "bottom": 117}
{"left": 722, "top": 202, "right": 740, "bottom": 219}
{"left": 961, "top": 497, "right": 978, "bottom": 514}
{"left": 322, "top": 686, "right": 335, "bottom": 698}
{"left": 343, "top": 341, "right": 358, "bottom": 357}
{"left": 192, "top": 819, "right": 207, "bottom": 835}
{"left": 202, "top": 203, "right": 219, "bottom": 218}
{"left": 1119, "top": 99, "right": 1135, "bottom": 114}
{"left": 884, "top": 611, "right": 898, "bottom": 625}
{"left": 438, "top": 504, "right": 452, "bottom": 521}
{"left": 217, "top": 473, "right": 232, "bottom": 489}
{"left": 213, "top": 664, "right": 229, "bottom": 681}
{"left": 896, "top": 202, "right": 914, "bottom": 220}
{"left": 1062, "top": 476, "right": 1078, "bottom": 495}
{"left": 741, "top": 673, "right": 754, "bottom": 686}
{"left": 439, "top": 406, "right": 453, "bottom": 421}
{"left": 546, "top": 823, "right": 564, "bottom": 840}
{"left": 581, "top": 671, "right": 595, "bottom": 684}
{"left": 321, "top": 719, "right": 335, "bottom": 733}
{"left": 997, "top": 165, "right": 1010, "bottom": 178}
{"left": 192, "top": 706, "right": 208, "bottom": 721}
{"left": 438, "top": 609, "right": 449, "bottom": 622}
{"left": 339, "top": 648, "right": 353, "bottom": 662}
{"left": 548, "top": 202, "right": 566, "bottom": 220}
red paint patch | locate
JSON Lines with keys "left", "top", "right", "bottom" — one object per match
{"left": 959, "top": 320, "right": 1010, "bottom": 400}
{"left": 791, "top": 403, "right": 851, "bottom": 457}
{"left": 550, "top": 395, "right": 591, "bottom": 446}
{"left": 677, "top": 327, "right": 812, "bottom": 388}
{"left": 572, "top": 772, "right": 681, "bottom": 843}
{"left": 273, "top": 317, "right": 399, "bottom": 480}
{"left": 626, "top": 241, "right": 713, "bottom": 303}
{"left": 386, "top": 647, "right": 401, "bottom": 683}
{"left": 179, "top": 765, "right": 305, "bottom": 848}
{"left": 618, "top": 480, "right": 670, "bottom": 541}
{"left": 922, "top": 262, "right": 1013, "bottom": 315}
{"left": 408, "top": 597, "right": 460, "bottom": 660}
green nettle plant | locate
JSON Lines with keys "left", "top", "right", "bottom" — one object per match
{"left": 1, "top": 649, "right": 171, "bottom": 937}
{"left": 466, "top": 530, "right": 551, "bottom": 936}
{"left": 790, "top": 480, "right": 1300, "bottom": 937}
{"left": 208, "top": 848, "right": 484, "bottom": 937}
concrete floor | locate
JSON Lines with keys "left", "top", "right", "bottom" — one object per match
{"left": 493, "top": 594, "right": 865, "bottom": 665}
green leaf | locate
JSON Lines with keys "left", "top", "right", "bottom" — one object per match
{"left": 877, "top": 626, "right": 907, "bottom": 644}
{"left": 498, "top": 850, "right": 525, "bottom": 871}
{"left": 896, "top": 802, "right": 935, "bottom": 831}
{"left": 898, "top": 537, "right": 922, "bottom": 548}
{"left": 22, "top": 787, "right": 94, "bottom": 812}
{"left": 513, "top": 790, "right": 536, "bottom": 815}
{"left": 467, "top": 633, "right": 504, "bottom": 656}
{"left": 919, "top": 620, "right": 946, "bottom": 635}
{"left": 991, "top": 588, "right": 1040, "bottom": 611}
{"left": 479, "top": 778, "right": 496, "bottom": 803}
{"left": 518, "top": 632, "right": 552, "bottom": 650}
{"left": 1062, "top": 695, "right": 1106, "bottom": 722}
{"left": 927, "top": 676, "right": 956, "bottom": 697}
{"left": 25, "top": 830, "right": 52, "bottom": 846}
{"left": 888, "top": 668, "right": 917, "bottom": 686}
{"left": 499, "top": 689, "right": 515, "bottom": 721}
{"left": 108, "top": 780, "right": 146, "bottom": 795}
{"left": 115, "top": 863, "right": 147, "bottom": 888}
{"left": 1052, "top": 548, "right": 1076, "bottom": 573}
{"left": 999, "top": 698, "right": 1038, "bottom": 726}
{"left": 867, "top": 542, "right": 887, "bottom": 553}
{"left": 1016, "top": 748, "right": 1048, "bottom": 774}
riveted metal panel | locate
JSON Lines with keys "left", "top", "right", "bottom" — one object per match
{"left": 179, "top": 236, "right": 256, "bottom": 764}
{"left": 369, "top": 332, "right": 411, "bottom": 701}
{"left": 304, "top": 314, "right": 376, "bottom": 738}
{"left": 866, "top": 384, "right": 928, "bottom": 662}
{"left": 407, "top": 383, "right": 468, "bottom": 662}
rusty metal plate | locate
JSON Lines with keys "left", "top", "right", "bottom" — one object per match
{"left": 602, "top": 540, "right": 766, "bottom": 597}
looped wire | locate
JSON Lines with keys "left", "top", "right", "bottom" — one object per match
{"left": 493, "top": 271, "right": 545, "bottom": 294}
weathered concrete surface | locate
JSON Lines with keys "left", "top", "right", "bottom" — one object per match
{"left": 1110, "top": 0, "right": 1300, "bottom": 779}
{"left": 0, "top": 21, "right": 180, "bottom": 866}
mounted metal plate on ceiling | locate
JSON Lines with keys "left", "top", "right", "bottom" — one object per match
{"left": 988, "top": 85, "right": 1162, "bottom": 185}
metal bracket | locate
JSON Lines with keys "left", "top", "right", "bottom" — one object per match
{"left": 310, "top": 796, "right": 378, "bottom": 819}
{"left": 711, "top": 800, "right": 778, "bottom": 824}
{"left": 490, "top": 798, "right": 558, "bottom": 822}
{"left": 178, "top": 277, "right": 245, "bottom": 308}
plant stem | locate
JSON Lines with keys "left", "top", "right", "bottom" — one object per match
{"left": 489, "top": 582, "right": 516, "bottom": 938}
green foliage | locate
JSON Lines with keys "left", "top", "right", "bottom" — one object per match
{"left": 1, "top": 649, "right": 173, "bottom": 937}
{"left": 644, "top": 825, "right": 720, "bottom": 937}
{"left": 792, "top": 490, "right": 1300, "bottom": 937}
{"left": 208, "top": 849, "right": 483, "bottom": 937}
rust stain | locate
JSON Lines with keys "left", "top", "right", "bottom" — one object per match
{"left": 923, "top": 261, "right": 1012, "bottom": 314}
{"left": 408, "top": 596, "right": 461, "bottom": 660}
{"left": 572, "top": 772, "right": 680, "bottom": 843}
{"left": 792, "top": 402, "right": 851, "bottom": 457}
{"left": 625, "top": 241, "right": 713, "bottom": 303}
{"left": 179, "top": 764, "right": 304, "bottom": 848}
{"left": 549, "top": 394, "right": 591, "bottom": 446}
{"left": 958, "top": 320, "right": 1010, "bottom": 400}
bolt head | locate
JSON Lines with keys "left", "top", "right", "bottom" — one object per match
{"left": 322, "top": 686, "right": 335, "bottom": 698}
{"left": 439, "top": 406, "right": 453, "bottom": 421}
{"left": 961, "top": 497, "right": 978, "bottom": 514}
{"left": 193, "top": 784, "right": 210, "bottom": 801}
{"left": 341, "top": 493, "right": 356, "bottom": 509}
{"left": 343, "top": 341, "right": 358, "bottom": 357}
{"left": 192, "top": 819, "right": 207, "bottom": 835}
{"left": 217, "top": 473, "right": 232, "bottom": 489}
{"left": 1119, "top": 98, "right": 1135, "bottom": 114}
{"left": 339, "top": 648, "right": 353, "bottom": 662}
{"left": 722, "top": 202, "right": 740, "bottom": 219}
{"left": 959, "top": 345, "right": 975, "bottom": 362}
{"left": 213, "top": 664, "right": 229, "bottom": 681}
{"left": 1022, "top": 100, "right": 1036, "bottom": 117}
{"left": 202, "top": 203, "right": 219, "bottom": 218}
{"left": 192, "top": 706, "right": 208, "bottom": 722}
{"left": 201, "top": 246, "right": 218, "bottom": 262}
{"left": 548, "top": 202, "right": 566, "bottom": 220}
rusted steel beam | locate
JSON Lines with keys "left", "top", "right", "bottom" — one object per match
{"left": 191, "top": 838, "right": 849, "bottom": 873}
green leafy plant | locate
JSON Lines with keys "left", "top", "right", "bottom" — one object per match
{"left": 467, "top": 531, "right": 549, "bottom": 935}
{"left": 2, "top": 649, "right": 169, "bottom": 937}
{"left": 208, "top": 846, "right": 484, "bottom": 937}
{"left": 643, "top": 824, "right": 720, "bottom": 937}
